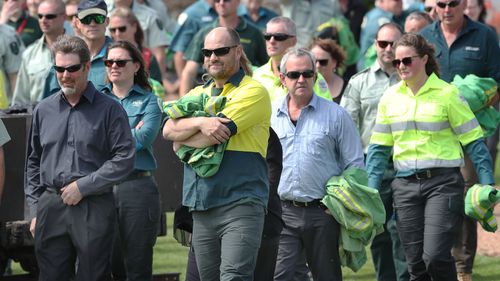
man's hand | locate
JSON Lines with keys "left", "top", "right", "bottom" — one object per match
{"left": 61, "top": 181, "right": 83, "bottom": 205}
{"left": 199, "top": 117, "right": 232, "bottom": 144}
{"left": 30, "top": 217, "right": 36, "bottom": 238}
{"left": 0, "top": 0, "right": 19, "bottom": 24}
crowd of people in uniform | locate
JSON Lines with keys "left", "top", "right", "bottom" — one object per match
{"left": 0, "top": 0, "right": 499, "bottom": 280}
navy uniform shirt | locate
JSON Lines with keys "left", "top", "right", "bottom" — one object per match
{"left": 26, "top": 82, "right": 135, "bottom": 219}
{"left": 420, "top": 16, "right": 500, "bottom": 88}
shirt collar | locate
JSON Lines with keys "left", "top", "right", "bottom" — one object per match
{"left": 101, "top": 83, "right": 149, "bottom": 97}
{"left": 397, "top": 72, "right": 443, "bottom": 96}
{"left": 277, "top": 91, "right": 319, "bottom": 116}
{"left": 92, "top": 36, "right": 113, "bottom": 61}
{"left": 203, "top": 68, "right": 245, "bottom": 88}
{"left": 213, "top": 17, "right": 247, "bottom": 31}
{"left": 61, "top": 81, "right": 97, "bottom": 104}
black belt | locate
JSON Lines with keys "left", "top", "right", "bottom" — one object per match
{"left": 124, "top": 170, "right": 152, "bottom": 181}
{"left": 404, "top": 167, "right": 459, "bottom": 180}
{"left": 46, "top": 186, "right": 112, "bottom": 195}
{"left": 282, "top": 199, "right": 326, "bottom": 209}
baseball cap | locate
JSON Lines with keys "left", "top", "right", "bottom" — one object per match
{"left": 77, "top": 0, "right": 108, "bottom": 20}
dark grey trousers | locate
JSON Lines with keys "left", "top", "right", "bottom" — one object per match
{"left": 392, "top": 170, "right": 464, "bottom": 281}
{"left": 111, "top": 176, "right": 161, "bottom": 281}
{"left": 35, "top": 189, "right": 115, "bottom": 281}
{"left": 274, "top": 202, "right": 341, "bottom": 281}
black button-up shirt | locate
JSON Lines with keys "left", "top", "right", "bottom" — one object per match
{"left": 26, "top": 82, "right": 135, "bottom": 219}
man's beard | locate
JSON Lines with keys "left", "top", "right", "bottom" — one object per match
{"left": 61, "top": 86, "right": 77, "bottom": 96}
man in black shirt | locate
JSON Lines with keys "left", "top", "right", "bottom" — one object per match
{"left": 25, "top": 34, "right": 135, "bottom": 281}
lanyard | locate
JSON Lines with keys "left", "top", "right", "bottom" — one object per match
{"left": 16, "top": 17, "right": 28, "bottom": 35}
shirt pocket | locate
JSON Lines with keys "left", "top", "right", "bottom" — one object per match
{"left": 306, "top": 128, "right": 330, "bottom": 156}
{"left": 126, "top": 104, "right": 146, "bottom": 128}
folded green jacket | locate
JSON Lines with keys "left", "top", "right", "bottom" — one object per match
{"left": 163, "top": 94, "right": 227, "bottom": 177}
{"left": 322, "top": 167, "right": 386, "bottom": 272}
{"left": 452, "top": 74, "right": 500, "bottom": 137}
{"left": 465, "top": 184, "right": 500, "bottom": 233}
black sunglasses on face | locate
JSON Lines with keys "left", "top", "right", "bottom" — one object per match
{"left": 316, "top": 59, "right": 329, "bottom": 66}
{"left": 67, "top": 14, "right": 77, "bottom": 21}
{"left": 109, "top": 26, "right": 127, "bottom": 33}
{"left": 376, "top": 40, "right": 394, "bottom": 49}
{"left": 424, "top": 6, "right": 434, "bottom": 12}
{"left": 79, "top": 14, "right": 106, "bottom": 25}
{"left": 104, "top": 59, "right": 133, "bottom": 67}
{"left": 436, "top": 0, "right": 461, "bottom": 9}
{"left": 201, "top": 45, "right": 237, "bottom": 57}
{"left": 38, "top": 13, "right": 59, "bottom": 20}
{"left": 285, "top": 70, "right": 315, "bottom": 79}
{"left": 263, "top": 33, "right": 294, "bottom": 41}
{"left": 392, "top": 56, "right": 420, "bottom": 68}
{"left": 54, "top": 63, "right": 83, "bottom": 73}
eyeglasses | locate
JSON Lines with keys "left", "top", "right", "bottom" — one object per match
{"left": 214, "top": 0, "right": 231, "bottom": 3}
{"left": 201, "top": 45, "right": 237, "bottom": 57}
{"left": 54, "top": 63, "right": 83, "bottom": 73}
{"left": 376, "top": 40, "right": 394, "bottom": 49}
{"left": 104, "top": 59, "right": 133, "bottom": 67}
{"left": 285, "top": 70, "right": 315, "bottom": 79}
{"left": 391, "top": 56, "right": 420, "bottom": 68}
{"left": 263, "top": 33, "right": 294, "bottom": 41}
{"left": 424, "top": 6, "right": 434, "bottom": 12}
{"left": 109, "top": 26, "right": 127, "bottom": 33}
{"left": 79, "top": 14, "right": 106, "bottom": 25}
{"left": 436, "top": 0, "right": 461, "bottom": 9}
{"left": 316, "top": 59, "right": 329, "bottom": 66}
{"left": 38, "top": 13, "right": 59, "bottom": 20}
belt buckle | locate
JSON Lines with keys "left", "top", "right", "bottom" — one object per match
{"left": 292, "top": 200, "right": 302, "bottom": 207}
{"left": 415, "top": 170, "right": 431, "bottom": 180}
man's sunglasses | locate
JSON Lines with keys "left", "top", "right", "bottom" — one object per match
{"left": 38, "top": 13, "right": 59, "bottom": 20}
{"left": 376, "top": 40, "right": 394, "bottom": 49}
{"left": 104, "top": 59, "right": 133, "bottom": 67}
{"left": 54, "top": 63, "right": 83, "bottom": 73}
{"left": 67, "top": 14, "right": 77, "bottom": 21}
{"left": 436, "top": 0, "right": 461, "bottom": 9}
{"left": 424, "top": 6, "right": 434, "bottom": 12}
{"left": 284, "top": 70, "right": 315, "bottom": 79}
{"left": 392, "top": 56, "right": 420, "bottom": 68}
{"left": 109, "top": 26, "right": 127, "bottom": 33}
{"left": 201, "top": 45, "right": 237, "bottom": 57}
{"left": 263, "top": 33, "right": 294, "bottom": 41}
{"left": 79, "top": 14, "right": 106, "bottom": 25}
{"left": 316, "top": 59, "right": 329, "bottom": 66}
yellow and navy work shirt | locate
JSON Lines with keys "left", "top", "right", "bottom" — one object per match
{"left": 182, "top": 69, "right": 272, "bottom": 211}
{"left": 370, "top": 73, "right": 483, "bottom": 171}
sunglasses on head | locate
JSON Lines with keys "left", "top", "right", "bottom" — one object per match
{"left": 109, "top": 26, "right": 127, "bottom": 33}
{"left": 104, "top": 59, "right": 133, "bottom": 67}
{"left": 392, "top": 55, "right": 420, "bottom": 68}
{"left": 316, "top": 59, "right": 329, "bottom": 66}
{"left": 38, "top": 13, "right": 59, "bottom": 20}
{"left": 263, "top": 33, "right": 294, "bottom": 41}
{"left": 54, "top": 63, "right": 83, "bottom": 73}
{"left": 376, "top": 40, "right": 394, "bottom": 49}
{"left": 79, "top": 14, "right": 106, "bottom": 25}
{"left": 285, "top": 70, "right": 315, "bottom": 79}
{"left": 201, "top": 45, "right": 237, "bottom": 57}
{"left": 436, "top": 0, "right": 461, "bottom": 9}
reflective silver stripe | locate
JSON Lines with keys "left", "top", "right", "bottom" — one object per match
{"left": 453, "top": 118, "right": 480, "bottom": 135}
{"left": 336, "top": 188, "right": 370, "bottom": 231}
{"left": 373, "top": 123, "right": 391, "bottom": 134}
{"left": 389, "top": 121, "right": 450, "bottom": 132}
{"left": 166, "top": 104, "right": 184, "bottom": 119}
{"left": 394, "top": 158, "right": 463, "bottom": 170}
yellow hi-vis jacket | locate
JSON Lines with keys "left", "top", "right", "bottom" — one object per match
{"left": 370, "top": 73, "right": 484, "bottom": 171}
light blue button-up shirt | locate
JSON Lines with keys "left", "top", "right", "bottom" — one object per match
{"left": 272, "top": 93, "right": 365, "bottom": 202}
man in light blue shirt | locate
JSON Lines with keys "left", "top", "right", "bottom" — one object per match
{"left": 272, "top": 48, "right": 364, "bottom": 281}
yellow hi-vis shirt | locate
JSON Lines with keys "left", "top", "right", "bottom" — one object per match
{"left": 370, "top": 73, "right": 484, "bottom": 171}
